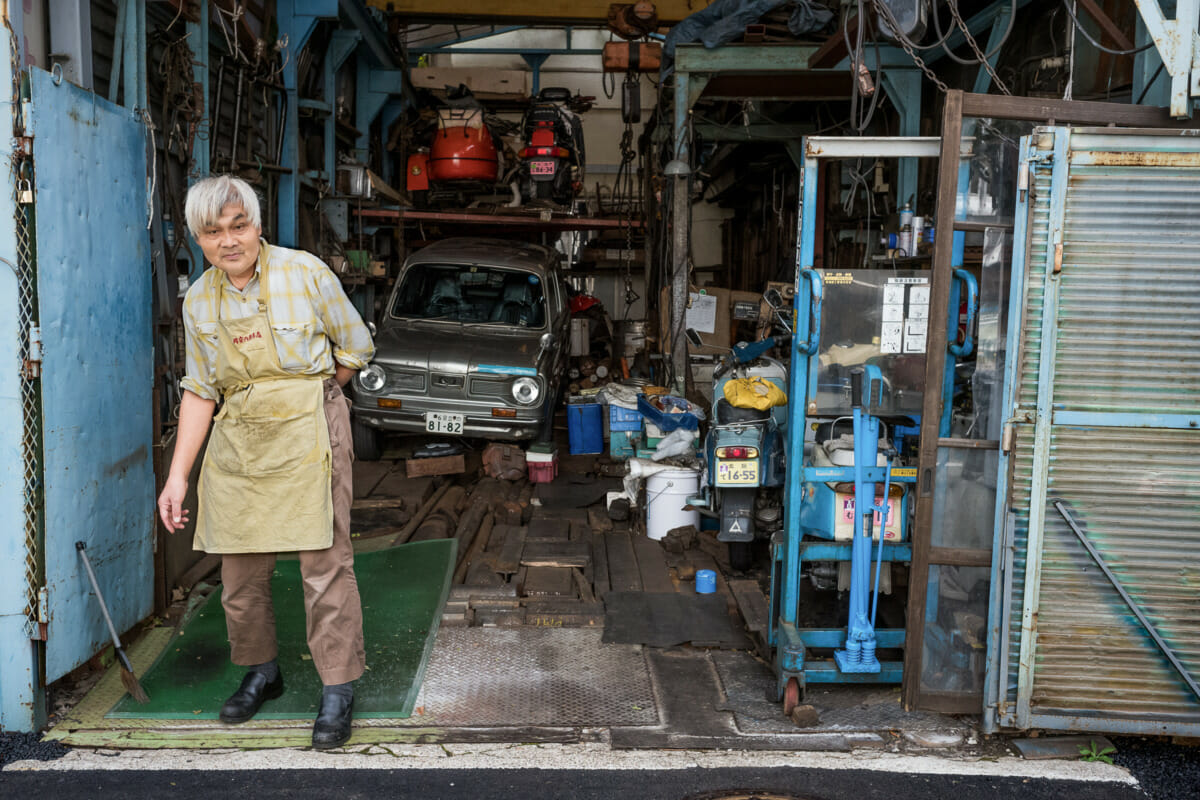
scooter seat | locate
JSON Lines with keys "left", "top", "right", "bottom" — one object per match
{"left": 716, "top": 398, "right": 769, "bottom": 424}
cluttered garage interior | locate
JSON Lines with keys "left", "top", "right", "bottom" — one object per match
{"left": 2, "top": 0, "right": 1199, "bottom": 754}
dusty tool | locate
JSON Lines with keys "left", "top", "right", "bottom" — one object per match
{"left": 75, "top": 541, "right": 150, "bottom": 703}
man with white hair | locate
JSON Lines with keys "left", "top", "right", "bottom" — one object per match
{"left": 157, "top": 175, "right": 374, "bottom": 749}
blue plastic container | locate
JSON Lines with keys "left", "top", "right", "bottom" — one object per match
{"left": 695, "top": 569, "right": 716, "bottom": 594}
{"left": 608, "top": 403, "right": 643, "bottom": 432}
{"left": 567, "top": 403, "right": 604, "bottom": 455}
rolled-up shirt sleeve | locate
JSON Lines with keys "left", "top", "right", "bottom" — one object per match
{"left": 313, "top": 264, "right": 375, "bottom": 370}
{"left": 179, "top": 298, "right": 220, "bottom": 401}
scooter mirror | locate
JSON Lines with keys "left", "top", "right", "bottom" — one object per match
{"left": 684, "top": 328, "right": 704, "bottom": 348}
{"left": 764, "top": 288, "right": 784, "bottom": 309}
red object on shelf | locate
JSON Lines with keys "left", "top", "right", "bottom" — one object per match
{"left": 406, "top": 151, "right": 430, "bottom": 192}
{"left": 526, "top": 449, "right": 558, "bottom": 483}
{"left": 429, "top": 125, "right": 499, "bottom": 183}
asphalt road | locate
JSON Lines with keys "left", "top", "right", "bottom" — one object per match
{"left": 0, "top": 766, "right": 1146, "bottom": 800}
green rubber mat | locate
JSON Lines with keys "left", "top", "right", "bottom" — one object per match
{"left": 109, "top": 539, "right": 455, "bottom": 720}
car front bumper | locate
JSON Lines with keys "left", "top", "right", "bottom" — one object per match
{"left": 352, "top": 397, "right": 545, "bottom": 441}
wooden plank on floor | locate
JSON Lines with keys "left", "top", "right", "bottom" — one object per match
{"left": 728, "top": 578, "right": 770, "bottom": 638}
{"left": 590, "top": 532, "right": 610, "bottom": 598}
{"left": 485, "top": 524, "right": 518, "bottom": 555}
{"left": 523, "top": 598, "right": 604, "bottom": 627}
{"left": 526, "top": 516, "right": 570, "bottom": 541}
{"left": 520, "top": 539, "right": 590, "bottom": 569}
{"left": 632, "top": 535, "right": 675, "bottom": 594}
{"left": 494, "top": 526, "right": 527, "bottom": 574}
{"left": 563, "top": 508, "right": 589, "bottom": 541}
{"left": 605, "top": 531, "right": 642, "bottom": 592}
{"left": 523, "top": 566, "right": 576, "bottom": 597}
{"left": 587, "top": 507, "right": 613, "bottom": 533}
{"left": 405, "top": 454, "right": 466, "bottom": 478}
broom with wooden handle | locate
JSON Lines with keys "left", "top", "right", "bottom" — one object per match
{"left": 75, "top": 541, "right": 150, "bottom": 703}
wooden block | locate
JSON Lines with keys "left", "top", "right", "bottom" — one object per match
{"left": 587, "top": 508, "right": 613, "bottom": 533}
{"left": 728, "top": 578, "right": 770, "bottom": 637}
{"left": 473, "top": 607, "right": 526, "bottom": 627}
{"left": 520, "top": 540, "right": 590, "bottom": 569}
{"left": 464, "top": 559, "right": 505, "bottom": 587}
{"left": 605, "top": 532, "right": 642, "bottom": 592}
{"left": 523, "top": 598, "right": 604, "bottom": 627}
{"left": 485, "top": 524, "right": 519, "bottom": 555}
{"left": 563, "top": 509, "right": 589, "bottom": 540}
{"left": 527, "top": 516, "right": 571, "bottom": 541}
{"left": 632, "top": 535, "right": 675, "bottom": 594}
{"left": 572, "top": 567, "right": 596, "bottom": 604}
{"left": 494, "top": 526, "right": 527, "bottom": 574}
{"left": 590, "top": 533, "right": 611, "bottom": 598}
{"left": 523, "top": 566, "right": 576, "bottom": 597}
{"left": 351, "top": 496, "right": 408, "bottom": 511}
{"left": 405, "top": 454, "right": 465, "bottom": 478}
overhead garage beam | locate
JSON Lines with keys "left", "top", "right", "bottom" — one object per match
{"left": 364, "top": 0, "right": 706, "bottom": 24}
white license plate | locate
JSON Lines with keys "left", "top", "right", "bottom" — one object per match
{"left": 717, "top": 459, "right": 759, "bottom": 485}
{"left": 425, "top": 412, "right": 464, "bottom": 435}
{"left": 530, "top": 160, "right": 556, "bottom": 176}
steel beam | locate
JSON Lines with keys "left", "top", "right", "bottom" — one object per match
{"left": 364, "top": 0, "right": 703, "bottom": 24}
{"left": 47, "top": 0, "right": 94, "bottom": 90}
{"left": 675, "top": 43, "right": 820, "bottom": 74}
{"left": 186, "top": 0, "right": 210, "bottom": 282}
{"left": 276, "top": 0, "right": 340, "bottom": 247}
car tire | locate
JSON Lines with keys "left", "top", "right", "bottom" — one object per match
{"left": 351, "top": 417, "right": 382, "bottom": 461}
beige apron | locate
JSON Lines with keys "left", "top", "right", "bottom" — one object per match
{"left": 194, "top": 262, "right": 333, "bottom": 554}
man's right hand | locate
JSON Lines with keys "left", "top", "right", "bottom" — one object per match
{"left": 158, "top": 475, "right": 190, "bottom": 533}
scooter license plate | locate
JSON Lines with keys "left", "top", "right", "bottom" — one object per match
{"left": 530, "top": 160, "right": 556, "bottom": 176}
{"left": 717, "top": 459, "right": 759, "bottom": 485}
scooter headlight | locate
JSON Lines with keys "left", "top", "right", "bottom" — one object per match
{"left": 511, "top": 376, "right": 541, "bottom": 405}
{"left": 357, "top": 364, "right": 386, "bottom": 392}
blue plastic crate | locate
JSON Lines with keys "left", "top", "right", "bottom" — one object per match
{"left": 608, "top": 403, "right": 643, "bottom": 432}
{"left": 567, "top": 403, "right": 604, "bottom": 455}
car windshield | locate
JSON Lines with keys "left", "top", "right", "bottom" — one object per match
{"left": 390, "top": 263, "right": 547, "bottom": 328}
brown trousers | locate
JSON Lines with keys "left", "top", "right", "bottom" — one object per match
{"left": 219, "top": 378, "right": 365, "bottom": 686}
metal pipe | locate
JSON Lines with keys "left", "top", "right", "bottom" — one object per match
{"left": 210, "top": 57, "right": 225, "bottom": 163}
{"left": 230, "top": 66, "right": 244, "bottom": 170}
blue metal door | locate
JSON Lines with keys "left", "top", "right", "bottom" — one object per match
{"left": 29, "top": 67, "right": 154, "bottom": 682}
{"left": 988, "top": 127, "right": 1200, "bottom": 737}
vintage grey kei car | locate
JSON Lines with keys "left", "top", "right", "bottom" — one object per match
{"left": 350, "top": 237, "right": 570, "bottom": 459}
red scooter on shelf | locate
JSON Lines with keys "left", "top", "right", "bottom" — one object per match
{"left": 517, "top": 87, "right": 592, "bottom": 206}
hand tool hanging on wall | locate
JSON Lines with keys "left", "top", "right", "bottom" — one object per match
{"left": 76, "top": 542, "right": 150, "bottom": 703}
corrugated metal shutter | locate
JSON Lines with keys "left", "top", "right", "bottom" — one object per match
{"left": 996, "top": 128, "right": 1200, "bottom": 736}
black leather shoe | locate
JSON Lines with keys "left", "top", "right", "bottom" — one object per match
{"left": 311, "top": 691, "right": 354, "bottom": 750}
{"left": 219, "top": 671, "right": 284, "bottom": 724}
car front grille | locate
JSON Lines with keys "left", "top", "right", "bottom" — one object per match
{"left": 468, "top": 375, "right": 510, "bottom": 401}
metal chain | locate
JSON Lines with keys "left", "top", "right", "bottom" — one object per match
{"left": 870, "top": 0, "right": 949, "bottom": 93}
{"left": 946, "top": 0, "right": 1012, "bottom": 94}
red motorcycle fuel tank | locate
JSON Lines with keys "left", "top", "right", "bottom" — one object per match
{"left": 429, "top": 124, "right": 499, "bottom": 183}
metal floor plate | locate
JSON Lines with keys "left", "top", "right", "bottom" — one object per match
{"left": 396, "top": 627, "right": 660, "bottom": 728}
{"left": 711, "top": 650, "right": 964, "bottom": 734}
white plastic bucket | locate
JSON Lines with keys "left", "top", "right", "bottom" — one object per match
{"left": 645, "top": 468, "right": 700, "bottom": 541}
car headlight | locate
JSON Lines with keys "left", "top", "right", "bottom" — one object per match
{"left": 357, "top": 364, "right": 386, "bottom": 392}
{"left": 511, "top": 376, "right": 541, "bottom": 405}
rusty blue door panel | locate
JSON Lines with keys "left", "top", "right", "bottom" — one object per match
{"left": 29, "top": 67, "right": 154, "bottom": 683}
{"left": 988, "top": 127, "right": 1200, "bottom": 737}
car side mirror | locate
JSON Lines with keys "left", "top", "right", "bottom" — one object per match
{"left": 538, "top": 332, "right": 555, "bottom": 358}
{"left": 367, "top": 321, "right": 377, "bottom": 338}
{"left": 684, "top": 328, "right": 704, "bottom": 348}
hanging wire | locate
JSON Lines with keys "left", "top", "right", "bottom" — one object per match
{"left": 1059, "top": 0, "right": 1154, "bottom": 55}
